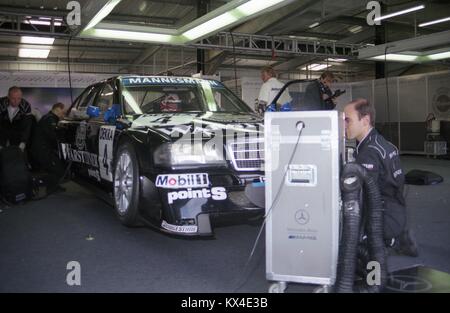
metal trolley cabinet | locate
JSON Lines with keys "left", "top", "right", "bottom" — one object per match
{"left": 264, "top": 111, "right": 344, "bottom": 293}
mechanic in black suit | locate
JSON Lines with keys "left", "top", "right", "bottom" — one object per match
{"left": 303, "top": 71, "right": 340, "bottom": 110}
{"left": 31, "top": 102, "right": 67, "bottom": 193}
{"left": 0, "top": 86, "right": 34, "bottom": 151}
{"left": 344, "top": 98, "right": 418, "bottom": 257}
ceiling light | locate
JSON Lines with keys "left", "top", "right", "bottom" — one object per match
{"left": 87, "top": 28, "right": 173, "bottom": 43}
{"left": 370, "top": 53, "right": 419, "bottom": 62}
{"left": 25, "top": 20, "right": 62, "bottom": 26}
{"left": 301, "top": 63, "right": 331, "bottom": 71}
{"left": 183, "top": 12, "right": 237, "bottom": 41}
{"left": 326, "top": 58, "right": 347, "bottom": 62}
{"left": 84, "top": 0, "right": 123, "bottom": 31}
{"left": 18, "top": 48, "right": 50, "bottom": 58}
{"left": 419, "top": 16, "right": 450, "bottom": 27}
{"left": 348, "top": 25, "right": 362, "bottom": 33}
{"left": 236, "top": 0, "right": 286, "bottom": 16}
{"left": 310, "top": 64, "right": 330, "bottom": 71}
{"left": 426, "top": 51, "right": 450, "bottom": 61}
{"left": 374, "top": 5, "right": 425, "bottom": 22}
{"left": 308, "top": 22, "right": 320, "bottom": 28}
{"left": 21, "top": 36, "right": 55, "bottom": 45}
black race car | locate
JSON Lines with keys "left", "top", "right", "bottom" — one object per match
{"left": 57, "top": 76, "right": 265, "bottom": 236}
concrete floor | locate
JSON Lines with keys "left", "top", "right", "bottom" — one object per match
{"left": 0, "top": 156, "right": 449, "bottom": 293}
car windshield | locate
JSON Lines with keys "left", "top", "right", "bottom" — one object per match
{"left": 120, "top": 77, "right": 252, "bottom": 114}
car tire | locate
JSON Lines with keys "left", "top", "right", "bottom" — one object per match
{"left": 113, "top": 142, "right": 141, "bottom": 227}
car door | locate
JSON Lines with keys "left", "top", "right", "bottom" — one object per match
{"left": 84, "top": 79, "right": 121, "bottom": 187}
{"left": 57, "top": 83, "right": 103, "bottom": 179}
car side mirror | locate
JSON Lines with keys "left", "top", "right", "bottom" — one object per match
{"left": 116, "top": 118, "right": 132, "bottom": 129}
{"left": 86, "top": 105, "right": 100, "bottom": 118}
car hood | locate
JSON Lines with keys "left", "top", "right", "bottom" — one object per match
{"left": 131, "top": 112, "right": 264, "bottom": 139}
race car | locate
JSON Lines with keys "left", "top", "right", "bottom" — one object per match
{"left": 57, "top": 75, "right": 265, "bottom": 236}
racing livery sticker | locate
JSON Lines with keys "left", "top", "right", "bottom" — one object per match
{"left": 88, "top": 169, "right": 101, "bottom": 182}
{"left": 167, "top": 187, "right": 227, "bottom": 204}
{"left": 99, "top": 125, "right": 116, "bottom": 182}
{"left": 61, "top": 143, "right": 99, "bottom": 167}
{"left": 161, "top": 220, "right": 198, "bottom": 234}
{"left": 122, "top": 76, "right": 221, "bottom": 87}
{"left": 75, "top": 121, "right": 87, "bottom": 150}
{"left": 156, "top": 173, "right": 209, "bottom": 189}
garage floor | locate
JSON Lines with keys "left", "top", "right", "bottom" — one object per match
{"left": 0, "top": 156, "right": 449, "bottom": 293}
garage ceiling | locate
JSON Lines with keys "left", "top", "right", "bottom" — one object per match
{"left": 0, "top": 0, "right": 448, "bottom": 80}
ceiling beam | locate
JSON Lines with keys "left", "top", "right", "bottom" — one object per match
{"left": 203, "top": 0, "right": 319, "bottom": 74}
{"left": 131, "top": 46, "right": 162, "bottom": 65}
{"left": 105, "top": 14, "right": 178, "bottom": 26}
{"left": 0, "top": 41, "right": 143, "bottom": 53}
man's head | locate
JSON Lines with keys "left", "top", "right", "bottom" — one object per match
{"left": 319, "top": 71, "right": 335, "bottom": 88}
{"left": 8, "top": 86, "right": 23, "bottom": 108}
{"left": 344, "top": 98, "right": 375, "bottom": 141}
{"left": 52, "top": 102, "right": 65, "bottom": 120}
{"left": 261, "top": 66, "right": 276, "bottom": 83}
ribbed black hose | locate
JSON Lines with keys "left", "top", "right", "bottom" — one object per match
{"left": 335, "top": 163, "right": 387, "bottom": 293}
{"left": 335, "top": 164, "right": 363, "bottom": 293}
{"left": 355, "top": 173, "right": 387, "bottom": 293}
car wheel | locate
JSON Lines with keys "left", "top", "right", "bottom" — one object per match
{"left": 113, "top": 142, "right": 141, "bottom": 227}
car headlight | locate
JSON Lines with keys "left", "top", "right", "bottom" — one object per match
{"left": 154, "top": 141, "right": 226, "bottom": 168}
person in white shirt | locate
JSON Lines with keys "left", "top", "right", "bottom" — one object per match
{"left": 256, "top": 66, "right": 291, "bottom": 114}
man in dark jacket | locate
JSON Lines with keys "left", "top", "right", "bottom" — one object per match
{"left": 0, "top": 86, "right": 33, "bottom": 151}
{"left": 31, "top": 103, "right": 66, "bottom": 193}
{"left": 344, "top": 98, "right": 418, "bottom": 257}
{"left": 303, "top": 71, "right": 338, "bottom": 111}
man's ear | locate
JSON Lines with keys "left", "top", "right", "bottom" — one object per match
{"left": 362, "top": 114, "right": 371, "bottom": 127}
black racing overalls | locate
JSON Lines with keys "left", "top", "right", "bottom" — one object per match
{"left": 355, "top": 128, "right": 407, "bottom": 240}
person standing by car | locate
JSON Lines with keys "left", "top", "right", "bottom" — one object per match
{"left": 0, "top": 86, "right": 33, "bottom": 151}
{"left": 344, "top": 98, "right": 418, "bottom": 257}
{"left": 31, "top": 103, "right": 67, "bottom": 193}
{"left": 303, "top": 71, "right": 338, "bottom": 110}
{"left": 256, "top": 66, "right": 291, "bottom": 114}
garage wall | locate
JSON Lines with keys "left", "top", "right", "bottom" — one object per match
{"left": 0, "top": 71, "right": 113, "bottom": 96}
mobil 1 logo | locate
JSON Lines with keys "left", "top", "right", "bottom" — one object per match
{"left": 156, "top": 173, "right": 210, "bottom": 189}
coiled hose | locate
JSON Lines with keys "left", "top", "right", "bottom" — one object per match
{"left": 334, "top": 163, "right": 387, "bottom": 293}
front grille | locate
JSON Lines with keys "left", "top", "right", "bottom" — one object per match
{"left": 227, "top": 138, "right": 264, "bottom": 171}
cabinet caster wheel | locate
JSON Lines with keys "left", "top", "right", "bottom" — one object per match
{"left": 268, "top": 282, "right": 287, "bottom": 293}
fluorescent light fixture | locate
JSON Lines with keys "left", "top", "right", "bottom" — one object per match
{"left": 374, "top": 5, "right": 425, "bottom": 22}
{"left": 183, "top": 12, "right": 237, "bottom": 40}
{"left": 18, "top": 48, "right": 50, "bottom": 58}
{"left": 25, "top": 20, "right": 62, "bottom": 26}
{"left": 82, "top": 0, "right": 292, "bottom": 43}
{"left": 370, "top": 53, "right": 418, "bottom": 62}
{"left": 309, "top": 22, "right": 320, "bottom": 28}
{"left": 84, "top": 0, "right": 123, "bottom": 31}
{"left": 301, "top": 63, "right": 331, "bottom": 71}
{"left": 419, "top": 16, "right": 450, "bottom": 27}
{"left": 89, "top": 28, "right": 173, "bottom": 43}
{"left": 236, "top": 0, "right": 286, "bottom": 16}
{"left": 311, "top": 64, "right": 330, "bottom": 71}
{"left": 21, "top": 36, "right": 55, "bottom": 45}
{"left": 426, "top": 51, "right": 450, "bottom": 60}
{"left": 326, "top": 58, "right": 347, "bottom": 62}
{"left": 348, "top": 25, "right": 362, "bottom": 33}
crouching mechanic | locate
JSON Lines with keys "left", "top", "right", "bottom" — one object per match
{"left": 31, "top": 103, "right": 67, "bottom": 193}
{"left": 344, "top": 98, "right": 418, "bottom": 257}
